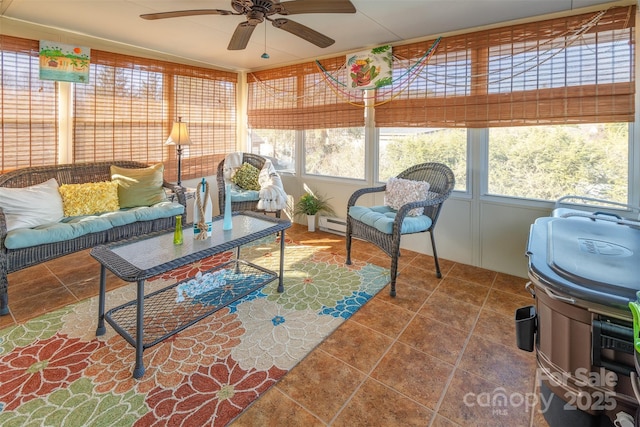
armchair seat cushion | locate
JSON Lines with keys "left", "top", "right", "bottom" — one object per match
{"left": 348, "top": 205, "right": 432, "bottom": 234}
{"left": 229, "top": 187, "right": 260, "bottom": 202}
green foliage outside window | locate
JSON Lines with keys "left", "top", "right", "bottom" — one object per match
{"left": 379, "top": 128, "right": 466, "bottom": 190}
{"left": 254, "top": 124, "right": 628, "bottom": 204}
{"left": 379, "top": 124, "right": 627, "bottom": 203}
{"left": 488, "top": 123, "right": 628, "bottom": 202}
{"left": 304, "top": 128, "right": 365, "bottom": 179}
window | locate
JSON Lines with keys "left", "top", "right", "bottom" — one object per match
{"left": 374, "top": 6, "right": 633, "bottom": 200}
{"left": 172, "top": 73, "right": 237, "bottom": 180}
{"left": 73, "top": 54, "right": 166, "bottom": 164}
{"left": 488, "top": 124, "right": 628, "bottom": 202}
{"left": 247, "top": 58, "right": 365, "bottom": 177}
{"left": 73, "top": 50, "right": 237, "bottom": 181}
{"left": 304, "top": 128, "right": 365, "bottom": 179}
{"left": 0, "top": 36, "right": 58, "bottom": 172}
{"left": 379, "top": 128, "right": 466, "bottom": 191}
{"left": 248, "top": 129, "right": 296, "bottom": 173}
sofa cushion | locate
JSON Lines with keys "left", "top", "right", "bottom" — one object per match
{"left": 62, "top": 215, "right": 114, "bottom": 232}
{"left": 384, "top": 177, "right": 430, "bottom": 216}
{"left": 348, "top": 205, "right": 432, "bottom": 234}
{"left": 4, "top": 217, "right": 113, "bottom": 250}
{"left": 129, "top": 201, "right": 185, "bottom": 222}
{"left": 4, "top": 202, "right": 184, "bottom": 250}
{"left": 0, "top": 178, "right": 64, "bottom": 231}
{"left": 111, "top": 163, "right": 167, "bottom": 208}
{"left": 91, "top": 210, "right": 139, "bottom": 227}
{"left": 58, "top": 181, "right": 120, "bottom": 217}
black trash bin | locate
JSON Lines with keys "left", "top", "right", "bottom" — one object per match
{"left": 515, "top": 305, "right": 536, "bottom": 352}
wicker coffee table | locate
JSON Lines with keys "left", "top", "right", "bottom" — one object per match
{"left": 90, "top": 211, "right": 290, "bottom": 378}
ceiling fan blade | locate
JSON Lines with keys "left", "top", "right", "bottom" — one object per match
{"left": 277, "top": 0, "right": 356, "bottom": 15}
{"left": 272, "top": 18, "right": 334, "bottom": 48}
{"left": 140, "top": 9, "right": 235, "bottom": 20}
{"left": 228, "top": 22, "right": 258, "bottom": 50}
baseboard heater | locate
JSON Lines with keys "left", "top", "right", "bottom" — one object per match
{"left": 318, "top": 216, "right": 347, "bottom": 235}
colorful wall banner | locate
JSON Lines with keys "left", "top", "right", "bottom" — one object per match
{"left": 346, "top": 45, "right": 392, "bottom": 90}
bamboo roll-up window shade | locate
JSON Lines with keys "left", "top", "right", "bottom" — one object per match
{"left": 170, "top": 69, "right": 237, "bottom": 182}
{"left": 248, "top": 56, "right": 365, "bottom": 130}
{"left": 0, "top": 35, "right": 59, "bottom": 173}
{"left": 73, "top": 50, "right": 237, "bottom": 182}
{"left": 375, "top": 5, "right": 635, "bottom": 128}
{"left": 73, "top": 50, "right": 167, "bottom": 164}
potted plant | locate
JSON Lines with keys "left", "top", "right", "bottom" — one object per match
{"left": 293, "top": 191, "right": 335, "bottom": 232}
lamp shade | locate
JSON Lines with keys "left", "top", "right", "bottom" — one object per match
{"left": 165, "top": 117, "right": 192, "bottom": 146}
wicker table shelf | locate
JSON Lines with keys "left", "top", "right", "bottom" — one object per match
{"left": 91, "top": 211, "right": 290, "bottom": 378}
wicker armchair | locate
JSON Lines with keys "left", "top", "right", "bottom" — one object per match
{"left": 216, "top": 153, "right": 282, "bottom": 218}
{"left": 345, "top": 162, "right": 455, "bottom": 297}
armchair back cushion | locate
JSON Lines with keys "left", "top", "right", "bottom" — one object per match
{"left": 231, "top": 162, "right": 261, "bottom": 191}
{"left": 384, "top": 177, "right": 431, "bottom": 216}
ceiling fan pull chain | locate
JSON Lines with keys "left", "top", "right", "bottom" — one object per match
{"left": 262, "top": 23, "right": 269, "bottom": 59}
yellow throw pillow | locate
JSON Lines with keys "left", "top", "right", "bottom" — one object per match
{"left": 231, "top": 162, "right": 261, "bottom": 191}
{"left": 58, "top": 181, "right": 120, "bottom": 217}
{"left": 110, "top": 163, "right": 167, "bottom": 208}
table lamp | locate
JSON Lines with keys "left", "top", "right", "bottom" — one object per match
{"left": 165, "top": 117, "right": 192, "bottom": 187}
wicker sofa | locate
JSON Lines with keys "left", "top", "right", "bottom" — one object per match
{"left": 0, "top": 161, "right": 187, "bottom": 316}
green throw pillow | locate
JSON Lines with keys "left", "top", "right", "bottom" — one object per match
{"left": 231, "top": 162, "right": 261, "bottom": 191}
{"left": 110, "top": 163, "right": 167, "bottom": 208}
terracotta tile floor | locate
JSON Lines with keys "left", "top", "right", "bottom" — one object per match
{"left": 1, "top": 224, "right": 545, "bottom": 426}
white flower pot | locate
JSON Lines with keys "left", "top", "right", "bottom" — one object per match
{"left": 307, "top": 214, "right": 316, "bottom": 232}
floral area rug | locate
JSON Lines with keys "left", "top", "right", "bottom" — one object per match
{"left": 0, "top": 236, "right": 389, "bottom": 426}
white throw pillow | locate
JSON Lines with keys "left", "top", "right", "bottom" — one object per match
{"left": 0, "top": 178, "right": 65, "bottom": 231}
{"left": 384, "top": 177, "right": 431, "bottom": 216}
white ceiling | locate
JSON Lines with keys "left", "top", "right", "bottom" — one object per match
{"left": 0, "top": 0, "right": 630, "bottom": 72}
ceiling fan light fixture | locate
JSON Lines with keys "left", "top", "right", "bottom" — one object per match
{"left": 141, "top": 0, "right": 356, "bottom": 50}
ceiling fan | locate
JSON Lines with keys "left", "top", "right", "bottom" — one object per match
{"left": 140, "top": 0, "right": 357, "bottom": 51}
